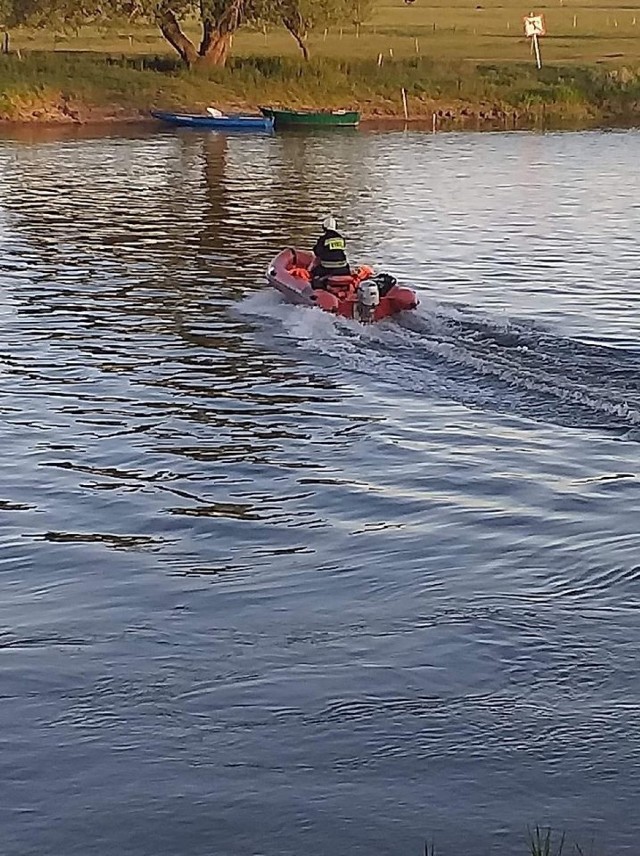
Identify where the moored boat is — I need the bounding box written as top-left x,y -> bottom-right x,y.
150,109 -> 274,132
259,107 -> 360,128
267,248 -> 418,323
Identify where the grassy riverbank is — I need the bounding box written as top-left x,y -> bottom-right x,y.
2,0 -> 640,128
1,51 -> 640,128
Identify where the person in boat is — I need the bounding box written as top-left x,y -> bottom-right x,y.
309,216 -> 351,284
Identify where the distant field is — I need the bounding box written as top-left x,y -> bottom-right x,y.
8,0 -> 640,66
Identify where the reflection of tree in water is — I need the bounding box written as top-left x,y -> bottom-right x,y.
0,130 -> 347,487
0,130 -> 370,545
1,126 -> 376,348
196,129 -> 376,277
0,131 -> 286,376
3,127 -> 375,297
265,131 -> 377,257
1,129 -> 209,327
198,131 -> 277,283
196,131 -> 256,287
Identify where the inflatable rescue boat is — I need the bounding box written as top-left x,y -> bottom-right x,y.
267,248 -> 418,323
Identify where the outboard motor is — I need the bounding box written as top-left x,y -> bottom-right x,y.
373,272 -> 397,297
355,278 -> 380,323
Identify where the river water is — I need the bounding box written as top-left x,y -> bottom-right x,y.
0,124 -> 639,856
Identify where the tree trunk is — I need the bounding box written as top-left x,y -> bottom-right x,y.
284,23 -> 310,61
155,0 -> 244,69
2,31 -> 9,55
196,31 -> 232,67
155,6 -> 199,66
197,0 -> 244,67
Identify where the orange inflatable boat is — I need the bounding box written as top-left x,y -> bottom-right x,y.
266,248 -> 418,323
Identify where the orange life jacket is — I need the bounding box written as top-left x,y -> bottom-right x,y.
290,267 -> 311,281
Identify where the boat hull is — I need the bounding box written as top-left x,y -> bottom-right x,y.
151,110 -> 274,132
267,248 -> 418,323
259,107 -> 360,128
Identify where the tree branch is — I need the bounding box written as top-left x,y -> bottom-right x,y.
155,3 -> 198,65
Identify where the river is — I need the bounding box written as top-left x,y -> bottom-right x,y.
0,124 -> 639,856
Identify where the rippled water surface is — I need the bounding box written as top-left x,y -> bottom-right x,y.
1,125 -> 639,856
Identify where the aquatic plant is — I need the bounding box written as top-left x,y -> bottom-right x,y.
528,826 -> 566,856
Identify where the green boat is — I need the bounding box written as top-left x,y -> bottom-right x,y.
259,107 -> 360,128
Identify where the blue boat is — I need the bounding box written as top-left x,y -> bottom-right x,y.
150,109 -> 274,132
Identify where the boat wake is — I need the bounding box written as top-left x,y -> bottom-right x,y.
238,290 -> 640,436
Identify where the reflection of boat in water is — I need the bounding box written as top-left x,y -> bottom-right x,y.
267,248 -> 418,324
150,109 -> 274,132
260,107 -> 360,128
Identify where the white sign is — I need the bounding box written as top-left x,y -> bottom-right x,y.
523,14 -> 545,37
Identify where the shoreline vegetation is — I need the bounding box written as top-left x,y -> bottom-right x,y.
1,9 -> 640,130
1,51 -> 639,131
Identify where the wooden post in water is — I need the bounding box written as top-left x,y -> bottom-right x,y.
415,37 -> 420,53
377,52 -> 383,67
2,31 -> 9,54
432,112 -> 437,133
401,88 -> 409,121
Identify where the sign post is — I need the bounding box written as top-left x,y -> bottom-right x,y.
523,13 -> 545,68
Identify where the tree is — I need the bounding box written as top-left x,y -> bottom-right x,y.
268,0 -> 373,60
0,0 -> 11,25
0,0 -> 89,50
134,0 -> 373,66
153,0 -> 248,67
6,0 -> 102,30
2,0 -> 372,67
274,0 -> 314,60
1,0 -> 254,67
0,0 -> 12,52
351,0 -> 373,28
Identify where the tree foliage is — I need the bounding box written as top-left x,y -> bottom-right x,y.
268,0 -> 330,61
5,0 -> 104,29
115,0 -> 261,67
261,0 -> 374,60
351,0 -> 373,26
3,0 -> 373,66
0,0 -> 11,54
0,0 -> 12,26
154,0 -> 248,67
